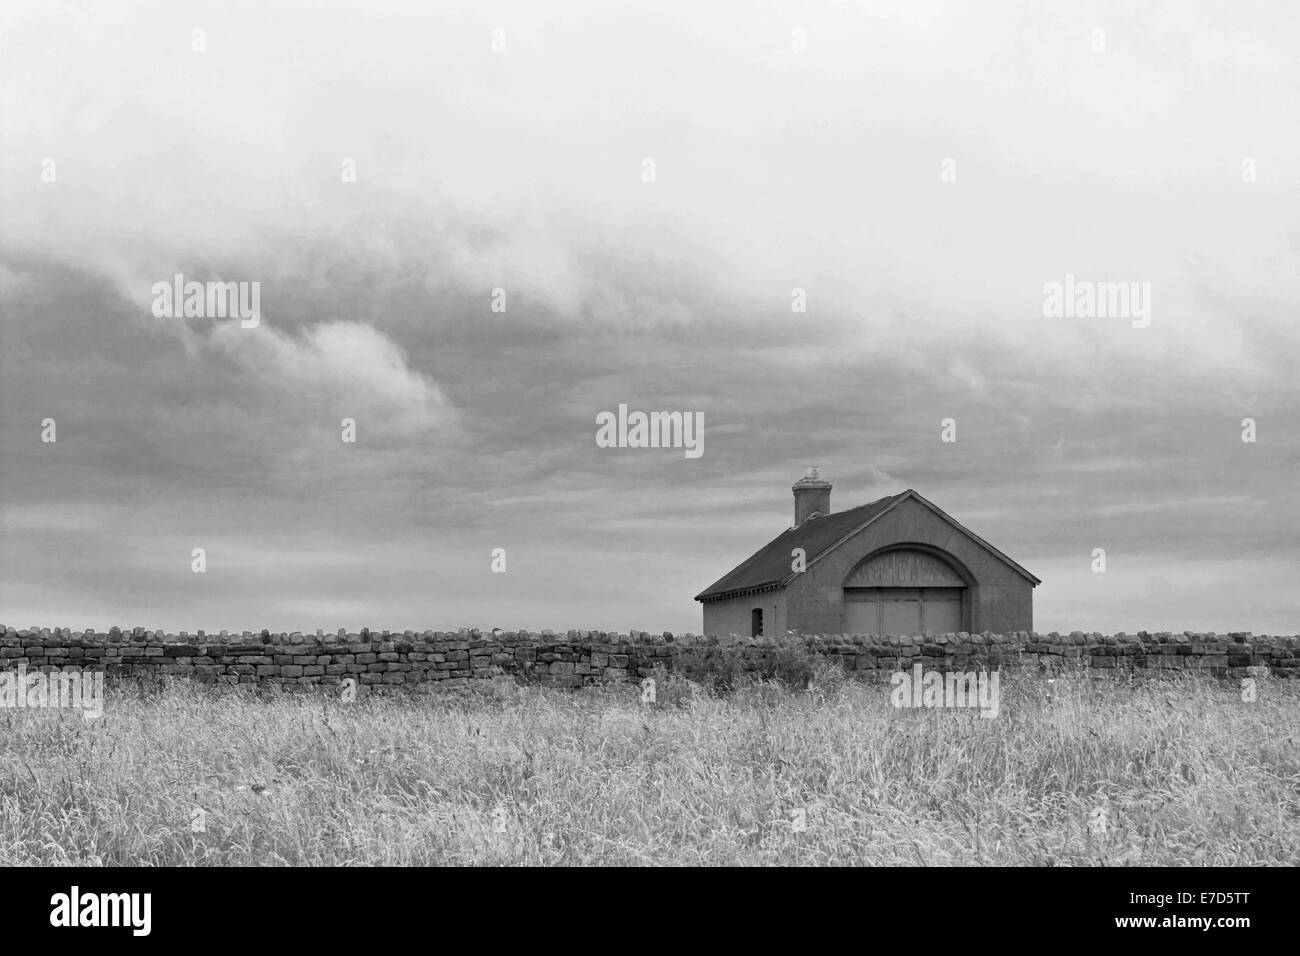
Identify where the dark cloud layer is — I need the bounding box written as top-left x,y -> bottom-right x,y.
2,1 -> 1298,634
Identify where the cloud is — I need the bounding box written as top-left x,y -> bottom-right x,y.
1,0 -> 1298,635
211,319 -> 457,437
0,262 -> 28,298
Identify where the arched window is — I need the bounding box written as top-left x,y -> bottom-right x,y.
751,608 -> 764,637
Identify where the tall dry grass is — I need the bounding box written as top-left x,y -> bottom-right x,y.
1,664 -> 1296,865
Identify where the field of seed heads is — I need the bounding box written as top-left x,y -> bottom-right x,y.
1,665 -> 1297,865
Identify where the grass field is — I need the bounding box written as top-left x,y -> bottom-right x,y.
1,665 -> 1297,865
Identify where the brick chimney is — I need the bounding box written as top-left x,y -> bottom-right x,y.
792,467 -> 831,526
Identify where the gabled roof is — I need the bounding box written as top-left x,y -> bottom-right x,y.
694,493 -> 903,601
694,489 -> 1040,602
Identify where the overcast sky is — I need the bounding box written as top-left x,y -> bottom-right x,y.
1,0 -> 1298,636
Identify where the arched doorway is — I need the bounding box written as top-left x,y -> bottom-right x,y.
842,547 -> 970,635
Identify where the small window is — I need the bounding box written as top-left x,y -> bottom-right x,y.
751,608 -> 764,637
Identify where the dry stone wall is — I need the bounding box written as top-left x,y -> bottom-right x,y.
2,626 -> 1298,690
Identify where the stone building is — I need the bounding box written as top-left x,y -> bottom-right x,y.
695,469 -> 1039,637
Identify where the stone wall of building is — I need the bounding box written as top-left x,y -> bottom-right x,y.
2,626 -> 1297,691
